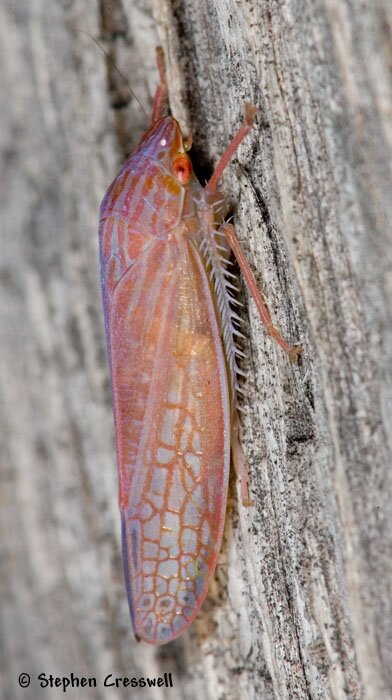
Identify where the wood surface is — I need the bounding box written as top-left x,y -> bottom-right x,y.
1,1 -> 391,698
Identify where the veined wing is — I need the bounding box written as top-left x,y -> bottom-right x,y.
108,235 -> 231,644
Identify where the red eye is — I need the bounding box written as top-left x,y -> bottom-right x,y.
172,154 -> 192,184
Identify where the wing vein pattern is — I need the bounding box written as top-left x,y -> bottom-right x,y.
106,235 -> 230,644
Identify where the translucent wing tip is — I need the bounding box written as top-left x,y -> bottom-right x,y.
121,512 -> 137,632
121,511 -> 214,645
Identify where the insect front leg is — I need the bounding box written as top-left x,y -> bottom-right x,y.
205,103 -> 257,195
150,47 -> 169,124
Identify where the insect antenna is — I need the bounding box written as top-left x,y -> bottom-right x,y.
79,30 -> 149,121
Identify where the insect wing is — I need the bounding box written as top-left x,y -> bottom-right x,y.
105,235 -> 230,644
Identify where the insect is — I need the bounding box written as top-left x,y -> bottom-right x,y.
99,48 -> 302,645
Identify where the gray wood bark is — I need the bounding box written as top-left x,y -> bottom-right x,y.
1,1 -> 391,699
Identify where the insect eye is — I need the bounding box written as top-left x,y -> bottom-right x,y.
172,154 -> 192,184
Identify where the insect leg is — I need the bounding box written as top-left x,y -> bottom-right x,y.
205,103 -> 257,194
221,223 -> 302,362
151,47 -> 169,124
231,411 -> 254,507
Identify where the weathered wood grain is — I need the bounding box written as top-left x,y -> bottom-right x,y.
1,1 -> 391,699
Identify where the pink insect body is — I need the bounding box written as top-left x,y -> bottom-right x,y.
99,49 -> 301,645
